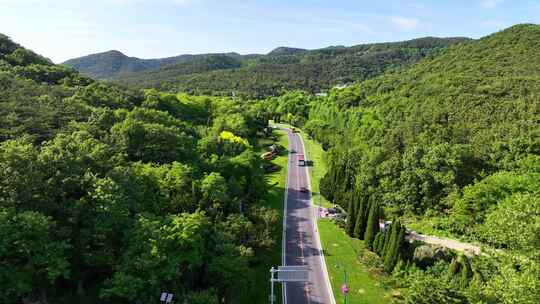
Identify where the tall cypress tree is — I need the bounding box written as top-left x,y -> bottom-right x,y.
383,220 -> 399,262
384,222 -> 406,273
363,201 -> 379,249
377,231 -> 386,255
353,193 -> 367,238
373,232 -> 383,255
345,192 -> 356,236
459,255 -> 472,288
381,219 -> 395,257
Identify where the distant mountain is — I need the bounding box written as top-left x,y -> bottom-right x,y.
267,47 -> 308,56
62,50 -> 246,79
116,37 -> 471,98
65,36 -> 471,98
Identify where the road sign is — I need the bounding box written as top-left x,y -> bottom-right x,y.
160,292 -> 174,303
277,265 -> 309,282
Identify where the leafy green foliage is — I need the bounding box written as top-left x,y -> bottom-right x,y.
0,34 -> 278,304
0,208 -> 70,304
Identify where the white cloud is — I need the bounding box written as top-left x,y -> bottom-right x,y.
391,17 -> 419,31
480,0 -> 504,8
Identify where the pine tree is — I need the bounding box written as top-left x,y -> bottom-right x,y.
345,192 -> 356,236
373,232 -> 383,255
381,219 -> 395,257
448,257 -> 461,276
459,255 -> 472,288
363,201 -> 379,249
376,232 -> 386,255
384,221 -> 406,273
353,194 -> 367,238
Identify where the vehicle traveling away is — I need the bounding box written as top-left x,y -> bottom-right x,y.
297,154 -> 305,166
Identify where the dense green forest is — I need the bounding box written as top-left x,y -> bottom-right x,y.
269,24 -> 540,303
1,33 -> 278,304
3,20 -> 540,304
65,37 -> 469,98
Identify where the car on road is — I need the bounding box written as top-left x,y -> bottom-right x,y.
290,148 -> 296,153
327,207 -> 341,214
300,187 -> 309,193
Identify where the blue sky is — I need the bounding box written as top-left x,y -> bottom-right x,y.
0,0 -> 539,63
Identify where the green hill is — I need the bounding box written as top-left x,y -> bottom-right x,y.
62,50 -> 247,79
273,23 -> 540,252
116,37 -> 469,98
64,37 -> 469,98
270,22 -> 540,304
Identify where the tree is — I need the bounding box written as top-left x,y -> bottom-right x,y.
112,118 -> 194,163
353,194 -> 368,239
0,208 -> 70,304
101,212 -> 210,304
373,232 -> 384,255
384,220 -> 405,273
405,272 -> 468,304
381,220 -> 395,257
458,255 -> 472,288
200,172 -> 231,212
364,202 -> 380,249
345,192 -> 356,236
480,192 -> 540,257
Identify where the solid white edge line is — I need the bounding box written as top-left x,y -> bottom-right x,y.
281,127 -> 290,304
298,131 -> 337,304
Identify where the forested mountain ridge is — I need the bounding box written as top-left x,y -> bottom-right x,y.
115,36 -> 470,98
62,50 -> 248,79
65,36 -> 470,98
1,33 -> 278,304
269,23 -> 540,303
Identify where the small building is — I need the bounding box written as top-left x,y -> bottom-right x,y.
297,154 -> 305,166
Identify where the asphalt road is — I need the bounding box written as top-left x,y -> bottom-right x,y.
282,129 -> 334,304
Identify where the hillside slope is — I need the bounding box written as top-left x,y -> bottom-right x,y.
269,22 -> 540,304
115,37 -> 469,98
63,50 -> 247,79
275,23 -> 539,251
64,37 -> 469,97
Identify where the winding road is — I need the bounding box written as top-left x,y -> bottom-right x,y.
281,128 -> 335,304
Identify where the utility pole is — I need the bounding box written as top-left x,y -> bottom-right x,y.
269,267 -> 276,304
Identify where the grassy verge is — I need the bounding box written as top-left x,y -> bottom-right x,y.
319,220 -> 391,304
237,129 -> 288,304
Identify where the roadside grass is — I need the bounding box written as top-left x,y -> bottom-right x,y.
319,220 -> 391,304
236,128 -> 288,304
